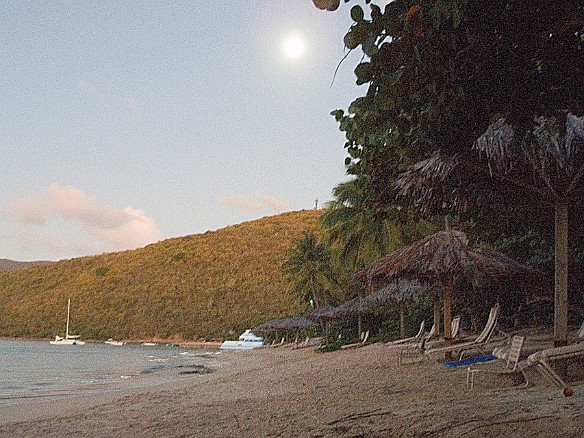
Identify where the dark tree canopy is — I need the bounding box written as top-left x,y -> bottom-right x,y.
317,0 -> 584,344
331,0 -> 583,210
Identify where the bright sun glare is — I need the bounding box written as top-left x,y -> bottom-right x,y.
283,35 -> 305,59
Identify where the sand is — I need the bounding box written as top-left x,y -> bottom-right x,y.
0,343 -> 582,437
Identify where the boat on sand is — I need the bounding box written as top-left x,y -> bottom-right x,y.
219,330 -> 264,351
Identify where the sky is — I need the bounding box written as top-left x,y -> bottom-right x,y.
1,0 -> 369,261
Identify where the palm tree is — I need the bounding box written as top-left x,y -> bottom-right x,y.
321,177 -> 402,334
283,232 -> 338,309
322,177 -> 399,272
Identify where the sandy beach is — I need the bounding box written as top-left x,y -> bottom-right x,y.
0,341 -> 582,437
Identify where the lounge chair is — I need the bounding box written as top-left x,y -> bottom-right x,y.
293,336 -> 310,349
423,316 -> 461,349
398,316 -> 461,365
387,320 -> 425,345
466,335 -> 528,389
426,303 -> 500,361
341,330 -> 370,350
269,337 -> 285,348
295,336 -> 322,349
526,320 -> 584,396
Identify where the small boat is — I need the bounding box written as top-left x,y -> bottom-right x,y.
104,338 -> 125,346
219,330 -> 264,351
50,299 -> 86,345
142,342 -> 157,346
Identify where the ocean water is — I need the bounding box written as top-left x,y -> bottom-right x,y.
0,340 -> 223,405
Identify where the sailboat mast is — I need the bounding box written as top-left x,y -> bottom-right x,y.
66,298 -> 70,338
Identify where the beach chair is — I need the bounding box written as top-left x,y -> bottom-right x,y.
269,337 -> 285,348
450,315 -> 461,339
296,336 -> 322,349
425,303 -> 500,361
423,316 -> 461,349
293,336 -> 310,349
466,335 -> 528,389
398,316 -> 461,365
340,330 -> 370,350
387,320 -> 425,345
526,320 -> 584,396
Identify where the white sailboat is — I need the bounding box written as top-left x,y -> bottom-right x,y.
50,298 -> 86,345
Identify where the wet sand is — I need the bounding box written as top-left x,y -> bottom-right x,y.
0,343 -> 582,437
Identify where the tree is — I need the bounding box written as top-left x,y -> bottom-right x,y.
322,176 -> 400,271
283,232 -> 339,309
316,0 -> 584,345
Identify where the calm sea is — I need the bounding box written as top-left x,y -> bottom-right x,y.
0,340 -> 223,405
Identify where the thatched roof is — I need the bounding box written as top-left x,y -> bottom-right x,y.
307,304 -> 336,321
362,279 -> 438,308
355,229 -> 537,288
254,316 -> 317,333
313,297 -> 372,321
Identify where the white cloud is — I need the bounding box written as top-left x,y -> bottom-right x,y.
220,193 -> 293,213
7,183 -> 164,255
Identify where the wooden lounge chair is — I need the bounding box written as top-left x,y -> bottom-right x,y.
387,320 -> 425,345
466,335 -> 528,389
526,320 -> 584,396
341,330 -> 370,350
426,303 -> 500,361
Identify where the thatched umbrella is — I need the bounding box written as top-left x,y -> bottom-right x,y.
356,228 -> 537,346
308,298 -> 372,342
307,304 -> 336,321
362,279 -> 437,306
314,297 -> 367,321
362,279 -> 438,337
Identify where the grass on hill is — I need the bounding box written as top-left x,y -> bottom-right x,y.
0,210 -> 323,341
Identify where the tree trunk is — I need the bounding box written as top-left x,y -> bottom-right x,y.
433,299 -> 441,337
554,200 -> 569,347
399,303 -> 405,338
443,283 -> 453,347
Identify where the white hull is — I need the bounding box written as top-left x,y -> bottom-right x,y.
50,336 -> 86,345
219,340 -> 263,350
104,339 -> 125,346
219,330 -> 264,351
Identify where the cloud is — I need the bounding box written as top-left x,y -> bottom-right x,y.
7,183 -> 164,255
220,193 -> 293,213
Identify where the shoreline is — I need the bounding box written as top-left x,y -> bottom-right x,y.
1,342 -> 582,437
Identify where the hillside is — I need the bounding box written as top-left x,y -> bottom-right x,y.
0,259 -> 51,271
0,210 -> 323,341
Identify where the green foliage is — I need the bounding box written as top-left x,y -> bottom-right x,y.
0,210 -> 323,341
95,267 -> 109,277
283,231 -> 340,308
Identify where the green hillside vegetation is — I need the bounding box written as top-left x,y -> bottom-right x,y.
0,210 -> 322,341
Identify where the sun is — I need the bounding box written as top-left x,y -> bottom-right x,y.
282,35 -> 305,59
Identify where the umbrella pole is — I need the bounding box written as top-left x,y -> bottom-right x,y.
443,282 -> 453,349
433,299 -> 441,338
399,302 -> 405,338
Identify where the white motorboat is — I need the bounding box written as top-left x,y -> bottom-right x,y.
219,329 -> 264,351
104,338 -> 125,346
50,299 -> 86,345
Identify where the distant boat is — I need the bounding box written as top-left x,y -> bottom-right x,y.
142,342 -> 157,346
219,330 -> 264,351
50,299 -> 86,345
104,338 -> 125,346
